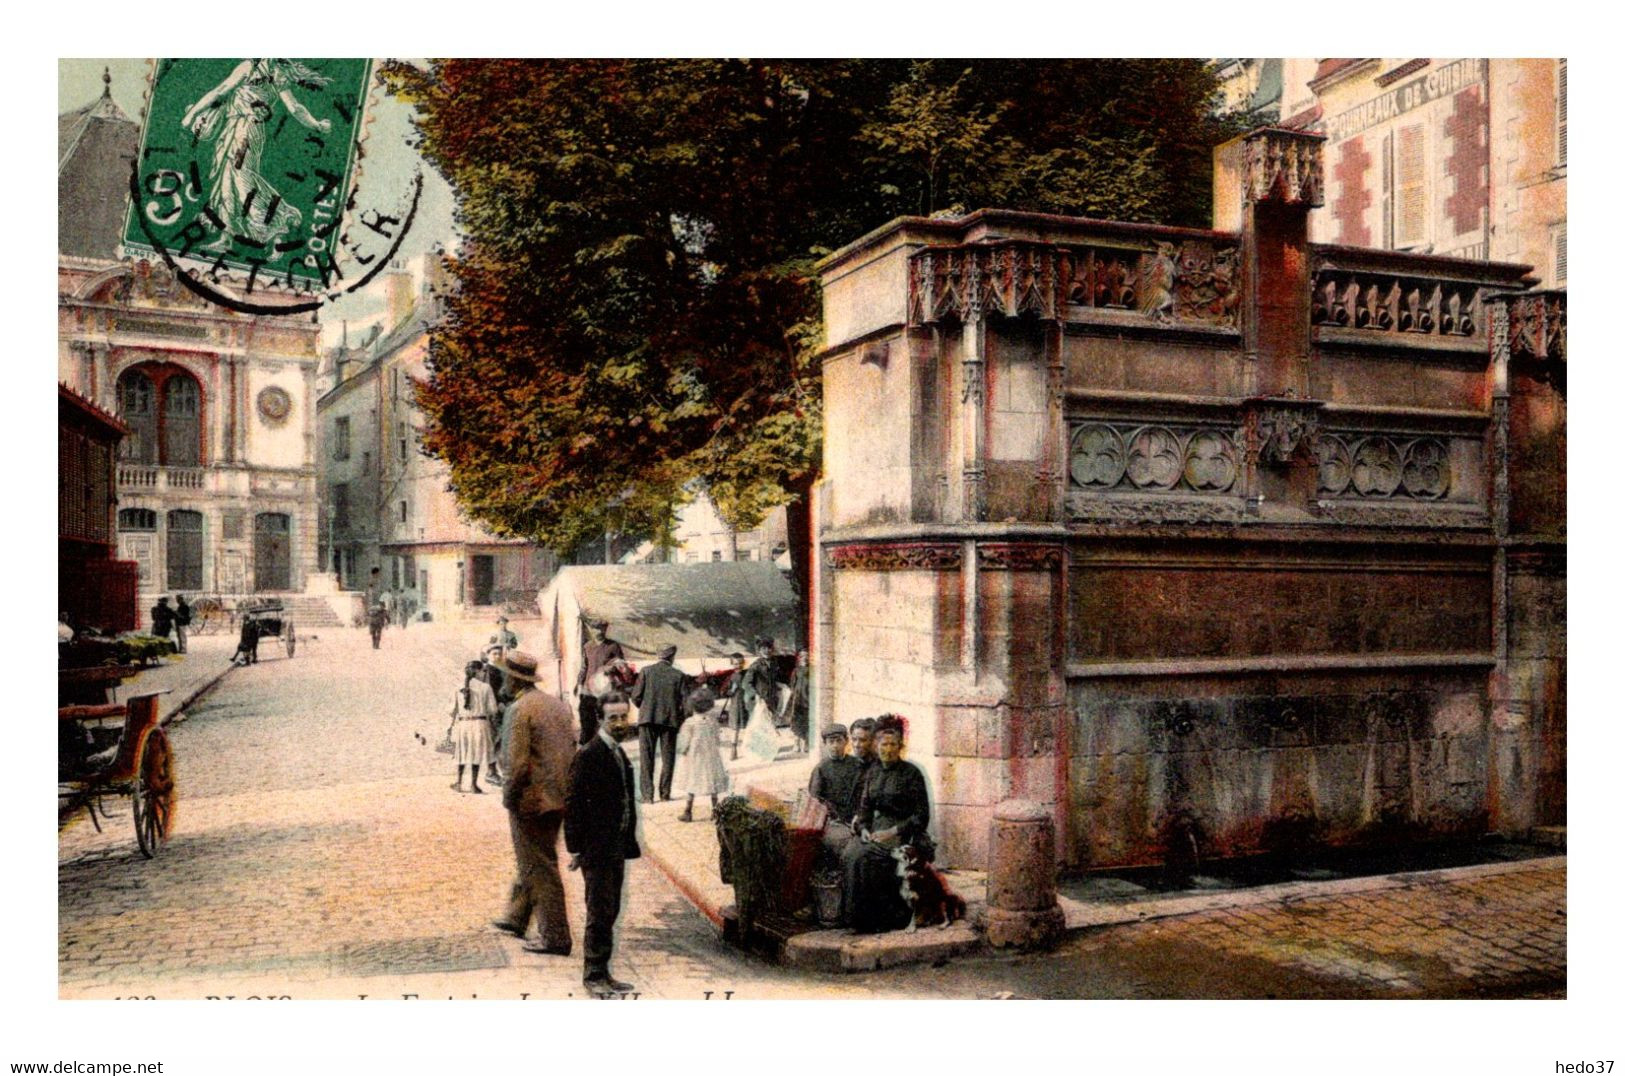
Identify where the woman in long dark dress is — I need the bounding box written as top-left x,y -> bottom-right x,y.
840,714 -> 930,933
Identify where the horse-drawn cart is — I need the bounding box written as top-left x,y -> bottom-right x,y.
58,664 -> 175,858
241,599 -> 296,659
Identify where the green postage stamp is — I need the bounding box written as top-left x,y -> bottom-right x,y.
123,59 -> 372,292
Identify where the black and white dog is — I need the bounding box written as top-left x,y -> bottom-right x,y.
892,843 -> 967,931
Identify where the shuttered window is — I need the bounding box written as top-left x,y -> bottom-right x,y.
1396,123 -> 1427,248
1556,59 -> 1567,168
1554,222 -> 1567,287
1381,132 -> 1395,249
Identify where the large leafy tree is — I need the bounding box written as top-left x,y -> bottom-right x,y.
382,59 -> 1244,625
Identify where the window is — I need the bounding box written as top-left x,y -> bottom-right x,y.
399,500 -> 407,523
332,416 -> 351,461
711,550 -> 723,562
332,483 -> 351,530
391,556 -> 401,590
118,507 -> 157,531
1394,123 -> 1426,249
162,376 -> 200,467
398,421 -> 408,462
117,371 -> 156,464
362,450 -> 372,475
1556,59 -> 1567,169
166,509 -> 204,591
1380,132 -> 1394,249
221,509 -> 245,540
1553,222 -> 1567,287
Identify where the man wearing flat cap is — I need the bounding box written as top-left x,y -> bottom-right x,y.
491,651 -> 578,955
810,724 -> 864,822
629,644 -> 689,803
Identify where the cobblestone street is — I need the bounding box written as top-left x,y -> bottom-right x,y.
58,621 -> 1565,1000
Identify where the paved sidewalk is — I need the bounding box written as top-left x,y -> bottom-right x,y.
636,755 -> 1566,990
102,633 -> 240,726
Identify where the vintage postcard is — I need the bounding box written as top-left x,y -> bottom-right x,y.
45,47 -> 1583,1073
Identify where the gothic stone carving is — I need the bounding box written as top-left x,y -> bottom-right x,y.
1243,128 -> 1325,207
1315,434 -> 1452,500
1502,291 -> 1566,395
977,543 -> 1063,571
1244,396 -> 1324,465
1069,422 -> 1241,494
1311,269 -> 1483,341
1065,493 -> 1245,525
908,239 -> 1241,330
827,542 -> 962,571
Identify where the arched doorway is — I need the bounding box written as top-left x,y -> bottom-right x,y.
254,513 -> 291,592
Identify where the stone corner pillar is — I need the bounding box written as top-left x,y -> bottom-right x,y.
982,798 -> 1066,951
1241,127 -> 1324,400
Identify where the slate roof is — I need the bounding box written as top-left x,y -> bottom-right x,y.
59,74 -> 138,262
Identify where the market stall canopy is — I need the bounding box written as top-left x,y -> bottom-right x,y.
536,563 -> 799,689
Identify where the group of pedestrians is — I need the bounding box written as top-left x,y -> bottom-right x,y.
431,618 -> 640,995
147,595 -> 192,653
440,617 -> 832,989
486,646 -> 643,995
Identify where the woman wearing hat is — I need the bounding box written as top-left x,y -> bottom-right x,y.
448,659 -> 498,793
672,686 -> 730,822
841,714 -> 931,933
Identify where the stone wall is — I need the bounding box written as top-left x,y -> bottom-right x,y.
1068,667 -> 1491,869
816,130 -> 1562,872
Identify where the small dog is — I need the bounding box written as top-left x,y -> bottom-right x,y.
892,844 -> 967,932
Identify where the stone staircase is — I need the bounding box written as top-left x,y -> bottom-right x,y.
266,595 -> 347,628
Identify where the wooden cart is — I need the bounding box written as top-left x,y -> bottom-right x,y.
242,599 -> 296,659
58,670 -> 175,858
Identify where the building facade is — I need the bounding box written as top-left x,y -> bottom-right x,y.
666,493 -> 789,565
317,261 -> 557,621
1215,58 -> 1566,289
815,128 -> 1564,872
59,79 -> 321,624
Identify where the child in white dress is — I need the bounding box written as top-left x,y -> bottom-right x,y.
674,686 -> 730,822
449,659 -> 497,793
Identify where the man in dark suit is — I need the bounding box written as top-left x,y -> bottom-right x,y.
629,644 -> 688,802
565,696 -> 640,995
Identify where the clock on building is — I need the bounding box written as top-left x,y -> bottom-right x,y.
257,386 -> 292,424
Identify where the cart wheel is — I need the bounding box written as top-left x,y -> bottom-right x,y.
132,728 -> 175,859
284,620 -> 296,658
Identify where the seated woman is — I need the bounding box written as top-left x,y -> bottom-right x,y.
839,714 -> 930,934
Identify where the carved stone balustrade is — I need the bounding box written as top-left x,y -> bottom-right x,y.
907,234 -> 1242,333
1309,248 -> 1530,351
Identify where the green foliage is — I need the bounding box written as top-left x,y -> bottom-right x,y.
382,59 -> 1243,554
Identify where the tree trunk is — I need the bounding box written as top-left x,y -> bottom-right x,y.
784,476 -> 815,651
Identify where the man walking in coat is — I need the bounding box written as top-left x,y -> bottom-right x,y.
575,618 -> 624,745
149,597 -> 175,642
565,696 -> 640,995
492,651 -> 577,956
629,644 -> 688,803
